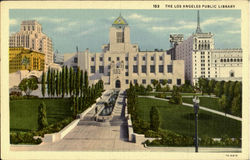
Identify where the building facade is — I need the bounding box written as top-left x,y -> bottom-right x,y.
172,11 -> 242,85
64,15 -> 185,90
9,47 -> 45,73
9,20 -> 53,69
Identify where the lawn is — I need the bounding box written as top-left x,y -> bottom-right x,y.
137,97 -> 241,138
146,92 -> 204,96
10,98 -> 72,132
182,97 -> 223,113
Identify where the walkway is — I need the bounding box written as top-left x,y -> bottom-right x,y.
139,96 -> 242,121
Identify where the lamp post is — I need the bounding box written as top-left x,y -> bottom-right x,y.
193,96 -> 200,153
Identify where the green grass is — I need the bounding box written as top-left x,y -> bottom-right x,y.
146,92 -> 203,96
182,97 -> 223,112
137,97 -> 241,138
10,98 -> 72,132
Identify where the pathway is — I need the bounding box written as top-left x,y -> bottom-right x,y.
139,96 -> 242,121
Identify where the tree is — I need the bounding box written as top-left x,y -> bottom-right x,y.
152,79 -> 158,88
161,79 -> 167,86
223,81 -> 231,97
231,95 -> 241,116
59,72 -> 62,96
84,70 -> 89,89
150,106 -> 160,132
51,70 -> 55,97
146,84 -> 153,92
155,83 -> 162,92
219,94 -> 227,115
208,79 -> 216,95
18,77 -> 38,96
214,81 -> 224,97
69,67 -> 74,96
80,70 -> 84,96
56,70 -> 60,97
47,67 -> 51,97
169,86 -> 182,104
61,66 -> 65,98
41,72 -> 46,98
38,101 -> 48,130
76,67 -> 80,96
65,66 -> 69,95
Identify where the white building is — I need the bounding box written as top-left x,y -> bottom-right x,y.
173,11 -> 242,85
64,15 -> 185,90
9,20 -> 53,70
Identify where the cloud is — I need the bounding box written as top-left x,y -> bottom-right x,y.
226,30 -> 241,34
201,17 -> 240,27
34,16 -> 67,23
79,28 -> 96,36
127,13 -> 167,23
151,21 -> 196,32
10,19 -> 18,26
54,26 -> 67,32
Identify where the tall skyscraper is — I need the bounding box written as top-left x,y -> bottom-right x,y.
9,20 -> 53,69
172,11 -> 242,85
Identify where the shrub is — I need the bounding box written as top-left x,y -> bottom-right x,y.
155,93 -> 167,99
150,106 -> 160,132
10,131 -> 42,144
145,130 -> 161,138
38,101 -> 48,130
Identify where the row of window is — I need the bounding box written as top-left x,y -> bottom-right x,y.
90,65 -> 173,74
90,56 -> 165,62
220,58 -> 242,62
125,79 -> 181,85
133,65 -> 173,73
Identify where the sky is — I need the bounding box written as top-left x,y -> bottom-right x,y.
9,9 -> 241,54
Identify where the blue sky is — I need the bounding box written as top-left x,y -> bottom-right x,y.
10,9 -> 241,54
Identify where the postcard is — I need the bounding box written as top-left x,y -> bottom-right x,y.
1,1 -> 249,160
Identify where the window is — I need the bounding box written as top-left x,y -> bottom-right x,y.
99,57 -> 103,61
143,56 -> 146,61
230,72 -> 234,77
125,57 -> 128,61
159,65 -> 164,73
159,79 -> 164,84
108,65 -> 111,69
125,65 -> 128,69
133,65 -> 138,73
151,79 -> 155,84
32,26 -> 35,31
107,72 -> 110,76
168,79 -> 172,84
116,32 -> 124,43
159,56 -> 163,60
134,79 -> 137,84
108,57 -> 111,61
167,65 -> 173,73
91,57 -> 95,61
126,80 -> 129,84
150,65 -> 155,73
134,56 -> 137,61
74,57 -> 78,63
177,79 -> 182,85
117,57 -> 120,61
91,66 -> 95,73
141,65 -> 146,73
99,66 -> 104,73
142,79 -> 146,84
125,72 -> 129,76
151,56 -> 154,61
